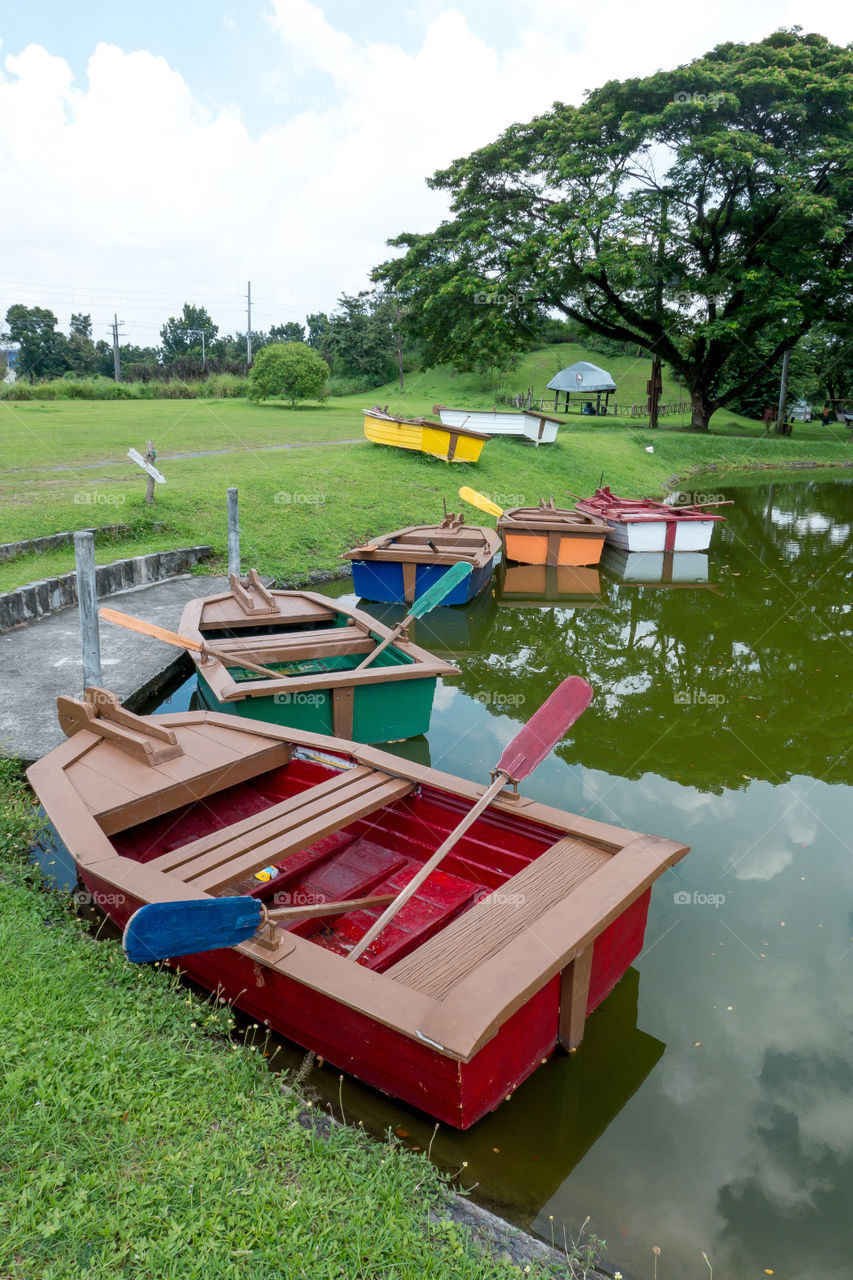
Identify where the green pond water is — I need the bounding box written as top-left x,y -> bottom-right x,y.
142,476 -> 853,1278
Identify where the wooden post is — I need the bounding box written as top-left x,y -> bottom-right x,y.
74,530 -> 102,691
144,440 -> 156,505
227,487 -> 240,579
558,947 -> 593,1051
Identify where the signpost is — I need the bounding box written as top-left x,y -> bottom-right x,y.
128,442 -> 165,504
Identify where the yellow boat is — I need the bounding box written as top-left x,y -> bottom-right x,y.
362,408 -> 490,463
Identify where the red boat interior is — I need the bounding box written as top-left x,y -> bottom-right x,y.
110,754 -> 563,972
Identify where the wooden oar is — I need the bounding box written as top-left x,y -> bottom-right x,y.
123,892 -> 398,963
354,561 -> 472,671
347,675 -> 593,963
459,486 -> 503,519
99,607 -> 282,681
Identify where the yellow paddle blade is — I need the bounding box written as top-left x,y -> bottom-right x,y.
99,607 -> 203,653
458,486 -> 503,518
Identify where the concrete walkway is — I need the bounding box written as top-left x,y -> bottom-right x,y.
0,574 -> 230,763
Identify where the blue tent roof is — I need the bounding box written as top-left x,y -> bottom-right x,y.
547,361 -> 616,393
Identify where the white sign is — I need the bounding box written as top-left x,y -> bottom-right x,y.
127,447 -> 166,484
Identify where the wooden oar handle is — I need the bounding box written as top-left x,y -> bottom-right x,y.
263,892 -> 397,923
347,772 -> 509,962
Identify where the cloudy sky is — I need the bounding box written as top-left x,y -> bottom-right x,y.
1,0 -> 850,347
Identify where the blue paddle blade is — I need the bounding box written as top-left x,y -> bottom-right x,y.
123,897 -> 264,963
410,562 -> 472,617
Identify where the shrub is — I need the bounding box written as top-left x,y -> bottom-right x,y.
248,343 -> 329,405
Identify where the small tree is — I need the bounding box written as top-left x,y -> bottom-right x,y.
248,342 -> 329,405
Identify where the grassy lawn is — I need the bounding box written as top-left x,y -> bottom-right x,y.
1,343 -> 849,592
0,762 -> 549,1280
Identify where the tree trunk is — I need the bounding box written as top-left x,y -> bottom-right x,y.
688,386 -> 713,431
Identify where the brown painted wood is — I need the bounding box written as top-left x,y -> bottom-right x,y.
389,835 -> 610,996
57,697 -> 183,766
418,834 -> 689,1059
402,562 -> 417,604
228,569 -> 278,615
558,947 -> 593,1051
446,431 -> 459,462
332,685 -> 355,738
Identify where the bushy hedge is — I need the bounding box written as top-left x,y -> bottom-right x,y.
0,374 -> 250,401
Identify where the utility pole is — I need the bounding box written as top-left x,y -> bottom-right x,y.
246,281 -> 253,367
184,329 -> 211,368
775,348 -> 791,434
394,297 -> 404,392
111,314 -> 124,382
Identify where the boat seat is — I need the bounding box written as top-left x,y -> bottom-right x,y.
387,835 -> 611,998
146,765 -> 414,895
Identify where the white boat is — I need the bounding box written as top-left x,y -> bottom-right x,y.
434,405 -> 561,445
575,488 -> 724,553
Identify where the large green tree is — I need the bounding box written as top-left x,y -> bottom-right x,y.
376,30 -> 853,429
3,305 -> 68,381
247,342 -> 329,405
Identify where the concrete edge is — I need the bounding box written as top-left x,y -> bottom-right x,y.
0,546 -> 214,633
0,523 -> 135,562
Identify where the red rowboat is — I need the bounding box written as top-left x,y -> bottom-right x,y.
28,690 -> 689,1129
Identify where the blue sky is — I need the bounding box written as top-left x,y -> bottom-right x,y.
1,0 -> 850,346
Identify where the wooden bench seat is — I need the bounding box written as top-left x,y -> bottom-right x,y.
387,834 -> 611,998
147,765 -> 414,894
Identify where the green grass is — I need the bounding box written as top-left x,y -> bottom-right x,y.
0,761 -> 550,1280
1,343 -> 849,592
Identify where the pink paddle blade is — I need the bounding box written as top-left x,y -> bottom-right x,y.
497,676 -> 593,781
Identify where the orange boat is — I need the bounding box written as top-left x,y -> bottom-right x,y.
497,500 -> 610,566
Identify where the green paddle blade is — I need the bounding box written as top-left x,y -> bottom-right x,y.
410,562 -> 473,617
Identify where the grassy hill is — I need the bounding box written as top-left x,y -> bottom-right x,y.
334,342 -> 690,421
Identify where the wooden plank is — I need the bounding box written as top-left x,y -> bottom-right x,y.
150,766 -> 376,873
98,744 -> 292,836
402,562 -> 417,605
416,834 -> 689,1060
189,775 -> 415,894
558,947 -> 592,1050
388,836 -> 609,996
332,685 -> 355,738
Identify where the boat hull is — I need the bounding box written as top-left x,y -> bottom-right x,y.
28,708 -> 689,1129
599,518 -> 717,553
350,557 -> 494,606
76,862 -> 651,1129
437,407 -> 559,445
363,412 -> 487,463
196,669 -> 439,743
502,529 -> 607,566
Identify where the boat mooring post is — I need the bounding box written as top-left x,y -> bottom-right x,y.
227,487 -> 240,578
74,529 -> 102,690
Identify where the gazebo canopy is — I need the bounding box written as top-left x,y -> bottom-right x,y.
547,361 -> 617,394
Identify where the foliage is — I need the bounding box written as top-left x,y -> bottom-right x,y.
801,322 -> 853,414
3,305 -> 68,381
377,31 -> 853,430
247,341 -> 329,405
159,302 -> 219,365
269,321 -> 306,344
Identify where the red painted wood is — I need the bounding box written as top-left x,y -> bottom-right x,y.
80,863 -> 646,1128
586,888 -> 651,1013
497,676 -> 592,780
